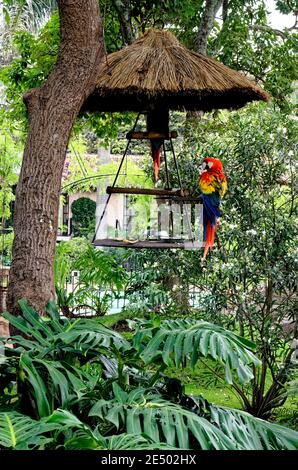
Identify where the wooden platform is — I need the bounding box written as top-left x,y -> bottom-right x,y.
106,186 -> 201,201
107,186 -> 185,197
126,131 -> 178,140
93,238 -> 197,249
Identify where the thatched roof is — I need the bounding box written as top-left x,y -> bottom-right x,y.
83,29 -> 269,113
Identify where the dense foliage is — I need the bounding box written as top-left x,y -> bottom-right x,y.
71,197 -> 96,238
120,103 -> 298,419
0,300 -> 297,450
0,0 -> 297,449
54,241 -> 127,317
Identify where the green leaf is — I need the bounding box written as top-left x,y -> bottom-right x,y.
208,405 -> 298,450
20,353 -> 51,417
46,300 -> 62,323
89,389 -> 235,450
0,412 -> 57,449
45,409 -> 84,428
34,359 -> 70,407
112,382 -> 128,403
135,319 -> 260,384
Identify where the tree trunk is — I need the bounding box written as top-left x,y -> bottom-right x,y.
112,0 -> 135,45
222,0 -> 229,24
187,0 -> 222,121
196,0 -> 222,55
7,0 -> 104,314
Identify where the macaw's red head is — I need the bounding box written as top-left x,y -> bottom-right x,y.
202,157 -> 224,174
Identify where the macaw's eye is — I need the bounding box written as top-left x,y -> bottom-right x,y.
208,161 -> 213,168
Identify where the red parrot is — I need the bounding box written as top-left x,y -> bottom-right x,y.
147,109 -> 168,182
151,140 -> 162,181
199,157 -> 227,259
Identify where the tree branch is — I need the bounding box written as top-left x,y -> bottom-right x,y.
250,24 -> 286,39
285,0 -> 298,15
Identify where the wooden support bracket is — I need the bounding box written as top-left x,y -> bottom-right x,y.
126,131 -> 178,140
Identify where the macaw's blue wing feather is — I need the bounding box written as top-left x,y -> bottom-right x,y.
202,193 -> 221,227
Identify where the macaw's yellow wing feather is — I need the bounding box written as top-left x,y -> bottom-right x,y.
218,177 -> 227,198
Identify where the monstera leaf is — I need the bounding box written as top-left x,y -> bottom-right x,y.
46,409 -> 175,450
134,318 -> 260,384
209,405 -> 298,450
89,384 -> 235,450
0,412 -> 57,450
89,385 -> 298,450
190,396 -> 298,450
3,299 -> 129,354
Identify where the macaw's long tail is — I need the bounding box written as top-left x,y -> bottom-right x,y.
152,147 -> 161,181
151,140 -> 163,181
203,220 -> 217,259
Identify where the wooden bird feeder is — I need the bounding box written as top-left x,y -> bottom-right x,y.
82,29 -> 268,249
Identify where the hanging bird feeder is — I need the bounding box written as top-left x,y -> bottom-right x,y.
81,29 -> 269,249
93,120 -> 203,249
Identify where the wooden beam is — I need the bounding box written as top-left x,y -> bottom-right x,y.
126,131 -> 178,140
106,186 -> 187,197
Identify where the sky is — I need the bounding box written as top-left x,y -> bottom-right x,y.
265,0 -> 296,29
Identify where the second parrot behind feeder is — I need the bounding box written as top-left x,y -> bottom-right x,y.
147,109 -> 169,181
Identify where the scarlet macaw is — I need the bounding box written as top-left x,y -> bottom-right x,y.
199,157 -> 227,259
151,141 -> 162,181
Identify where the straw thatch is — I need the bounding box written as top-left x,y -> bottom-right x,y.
83,29 -> 269,113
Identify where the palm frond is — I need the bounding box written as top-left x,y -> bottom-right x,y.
4,0 -> 57,34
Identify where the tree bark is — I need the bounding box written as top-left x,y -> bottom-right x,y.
222,0 -> 229,24
196,0 -> 222,55
187,0 -> 222,121
112,0 -> 135,45
7,0 -> 104,314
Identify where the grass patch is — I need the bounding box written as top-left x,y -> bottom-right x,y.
166,359 -> 298,428
273,397 -> 298,431
166,360 -> 243,409
96,310 -> 137,328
